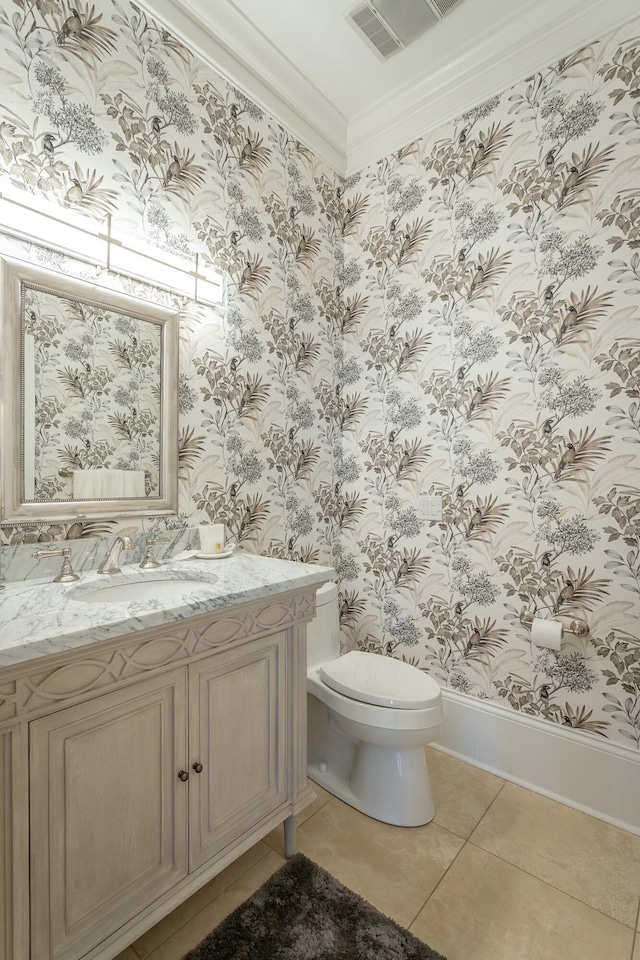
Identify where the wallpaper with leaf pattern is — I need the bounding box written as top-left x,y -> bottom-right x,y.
338,23 -> 640,750
0,0 -> 342,564
0,0 -> 638,750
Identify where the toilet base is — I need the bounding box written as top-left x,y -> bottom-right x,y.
308,742 -> 435,827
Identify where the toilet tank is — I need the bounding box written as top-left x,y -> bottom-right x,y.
307,581 -> 340,669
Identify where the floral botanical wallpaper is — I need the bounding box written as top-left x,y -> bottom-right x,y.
0,0 -> 342,564
0,0 -> 638,753
338,22 -> 640,750
25,285 -> 162,498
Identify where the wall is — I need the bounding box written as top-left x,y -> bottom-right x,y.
339,20 -> 640,752
0,0 -> 638,759
0,0 -> 341,567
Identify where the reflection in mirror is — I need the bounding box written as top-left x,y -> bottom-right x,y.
1,256 -> 178,523
24,286 -> 161,501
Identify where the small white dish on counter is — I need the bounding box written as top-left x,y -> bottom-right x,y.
195,545 -> 236,560
174,545 -> 237,561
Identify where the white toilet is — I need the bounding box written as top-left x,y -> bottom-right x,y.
307,582 -> 444,827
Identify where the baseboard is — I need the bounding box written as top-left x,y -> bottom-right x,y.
432,689 -> 640,836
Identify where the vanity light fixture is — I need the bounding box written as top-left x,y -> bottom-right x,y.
0,183 -> 107,265
105,221 -> 224,307
193,255 -> 226,308
106,220 -> 194,298
0,184 -> 223,306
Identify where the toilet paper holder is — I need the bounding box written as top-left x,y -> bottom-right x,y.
519,612 -> 589,638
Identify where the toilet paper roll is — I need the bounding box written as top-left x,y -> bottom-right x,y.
530,617 -> 562,651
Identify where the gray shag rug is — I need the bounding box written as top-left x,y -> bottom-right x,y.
182,853 -> 445,959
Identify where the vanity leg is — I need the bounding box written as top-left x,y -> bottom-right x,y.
284,815 -> 297,858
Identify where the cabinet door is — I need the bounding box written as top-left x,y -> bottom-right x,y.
1,724 -> 29,960
189,632 -> 287,870
30,669 -> 188,960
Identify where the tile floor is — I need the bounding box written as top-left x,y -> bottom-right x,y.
115,747 -> 640,960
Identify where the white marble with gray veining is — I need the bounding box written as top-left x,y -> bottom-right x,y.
0,526 -> 196,583
0,551 -> 334,667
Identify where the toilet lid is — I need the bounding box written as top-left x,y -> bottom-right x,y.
318,651 -> 441,709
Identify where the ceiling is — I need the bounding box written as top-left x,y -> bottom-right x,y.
227,0 -> 530,120
147,0 -> 639,173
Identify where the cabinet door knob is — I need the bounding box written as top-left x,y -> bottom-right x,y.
177,770 -> 189,782
192,762 -> 203,774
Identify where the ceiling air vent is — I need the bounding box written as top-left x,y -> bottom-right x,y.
347,0 -> 464,60
347,3 -> 404,61
427,0 -> 462,15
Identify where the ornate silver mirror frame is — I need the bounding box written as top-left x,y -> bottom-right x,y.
0,256 -> 178,524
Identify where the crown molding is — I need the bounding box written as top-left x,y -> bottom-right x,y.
345,0 -> 640,173
139,0 -> 639,177
137,0 -> 349,174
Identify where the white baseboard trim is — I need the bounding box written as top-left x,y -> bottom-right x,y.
432,689 -> 640,836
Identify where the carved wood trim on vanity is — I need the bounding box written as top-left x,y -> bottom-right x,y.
0,581 -> 323,960
1,722 -> 29,960
0,587 -> 316,723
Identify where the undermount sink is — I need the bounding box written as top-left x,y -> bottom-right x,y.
70,575 -> 217,604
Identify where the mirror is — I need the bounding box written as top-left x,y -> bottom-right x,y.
0,257 -> 178,523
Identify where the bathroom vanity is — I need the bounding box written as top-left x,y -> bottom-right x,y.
0,552 -> 332,960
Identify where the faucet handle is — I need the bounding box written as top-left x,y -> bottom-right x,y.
32,546 -> 80,583
140,537 -> 169,570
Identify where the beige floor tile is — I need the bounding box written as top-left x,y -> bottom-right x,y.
295,796 -> 464,928
112,950 -> 139,960
133,841 -> 271,958
634,936 -> 640,960
426,747 -> 505,839
470,782 -> 640,927
411,843 -> 634,960
262,782 -> 333,855
302,781 -> 334,818
146,849 -> 286,960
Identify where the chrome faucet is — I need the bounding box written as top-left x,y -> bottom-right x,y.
98,536 -> 135,575
32,547 -> 80,583
140,537 -> 169,569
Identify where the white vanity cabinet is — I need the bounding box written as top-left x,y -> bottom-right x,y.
30,669 -> 189,960
0,584 -> 319,960
188,632 -> 287,871
1,723 -> 29,960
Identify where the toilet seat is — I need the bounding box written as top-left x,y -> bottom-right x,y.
318,650 -> 441,710
308,667 -> 443,731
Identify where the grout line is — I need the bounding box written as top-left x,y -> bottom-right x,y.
465,778 -> 507,842
466,837 -> 638,932
406,780 -> 509,928
298,791 -> 333,829
407,838 -> 467,929
137,843 -> 272,958
264,793 -> 335,853
630,898 -> 639,959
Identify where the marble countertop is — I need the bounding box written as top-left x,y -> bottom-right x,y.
0,551 -> 334,668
